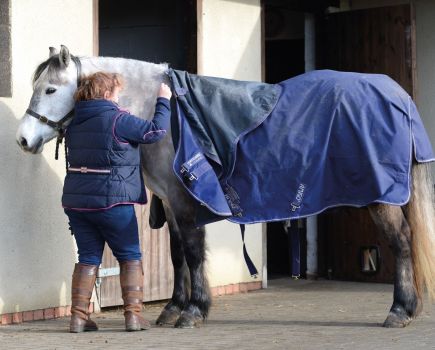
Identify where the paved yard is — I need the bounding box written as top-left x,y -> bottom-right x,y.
1,278 -> 435,349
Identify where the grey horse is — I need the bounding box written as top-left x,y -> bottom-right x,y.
16,45 -> 435,328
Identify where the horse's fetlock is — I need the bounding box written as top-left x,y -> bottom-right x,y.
173,289 -> 189,302
184,304 -> 202,316
165,302 -> 182,312
189,293 -> 211,313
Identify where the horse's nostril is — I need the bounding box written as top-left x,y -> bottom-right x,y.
20,137 -> 28,147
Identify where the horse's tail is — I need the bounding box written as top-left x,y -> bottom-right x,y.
407,162 -> 435,300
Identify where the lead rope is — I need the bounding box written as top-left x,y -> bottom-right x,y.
55,132 -> 69,174
54,134 -> 62,160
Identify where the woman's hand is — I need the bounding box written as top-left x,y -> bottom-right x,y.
158,83 -> 172,100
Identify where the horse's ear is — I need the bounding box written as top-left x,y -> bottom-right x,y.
49,47 -> 58,57
59,45 -> 71,68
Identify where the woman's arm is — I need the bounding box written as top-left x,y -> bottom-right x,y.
114,83 -> 172,144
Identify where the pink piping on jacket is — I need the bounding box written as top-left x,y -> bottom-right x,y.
117,106 -> 130,113
63,201 -> 146,211
112,113 -> 129,145
143,129 -> 166,142
68,167 -> 111,174
113,112 -> 167,144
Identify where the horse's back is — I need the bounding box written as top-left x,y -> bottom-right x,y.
279,69 -> 410,113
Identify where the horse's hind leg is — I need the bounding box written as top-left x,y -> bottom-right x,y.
156,205 -> 190,325
368,203 -> 421,327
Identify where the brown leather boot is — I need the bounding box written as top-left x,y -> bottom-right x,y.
69,263 -> 99,333
120,260 -> 151,331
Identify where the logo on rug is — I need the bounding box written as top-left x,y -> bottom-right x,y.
290,184 -> 306,212
180,153 -> 211,182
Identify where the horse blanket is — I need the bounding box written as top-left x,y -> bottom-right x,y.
168,69 -> 435,226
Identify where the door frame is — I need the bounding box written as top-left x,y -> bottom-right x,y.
93,0 -> 99,56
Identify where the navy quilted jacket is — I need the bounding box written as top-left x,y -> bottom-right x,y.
62,97 -> 170,210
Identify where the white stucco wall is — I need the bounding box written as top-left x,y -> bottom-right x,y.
0,0 -> 94,314
197,0 -> 264,286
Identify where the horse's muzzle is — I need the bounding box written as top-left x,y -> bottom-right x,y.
17,136 -> 43,154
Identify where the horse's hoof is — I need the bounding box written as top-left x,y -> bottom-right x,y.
156,307 -> 181,326
383,312 -> 412,328
174,312 -> 203,329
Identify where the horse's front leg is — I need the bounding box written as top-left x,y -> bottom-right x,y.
175,222 -> 210,328
156,204 -> 190,325
157,182 -> 211,328
164,186 -> 210,328
368,204 -> 421,328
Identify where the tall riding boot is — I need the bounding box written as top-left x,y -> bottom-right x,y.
69,263 -> 99,333
120,260 -> 151,331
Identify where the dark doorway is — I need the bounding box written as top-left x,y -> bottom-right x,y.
99,0 -> 196,72
264,3 -> 307,278
267,221 -> 307,278
264,5 -> 305,83
266,39 -> 304,83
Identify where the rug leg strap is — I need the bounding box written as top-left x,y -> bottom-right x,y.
289,220 -> 301,279
240,224 -> 258,277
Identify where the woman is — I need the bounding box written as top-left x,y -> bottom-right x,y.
62,72 -> 171,332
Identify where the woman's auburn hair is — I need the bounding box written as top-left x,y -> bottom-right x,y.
74,72 -> 124,101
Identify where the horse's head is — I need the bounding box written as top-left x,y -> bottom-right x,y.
16,45 -> 80,154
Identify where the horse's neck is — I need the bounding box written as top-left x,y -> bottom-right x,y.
80,56 -> 168,119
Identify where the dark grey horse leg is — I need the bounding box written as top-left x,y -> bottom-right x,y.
156,184 -> 211,328
156,205 -> 190,325
368,203 -> 421,327
157,183 -> 211,328
174,221 -> 210,328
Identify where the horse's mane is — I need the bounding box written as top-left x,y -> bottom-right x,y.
32,56 -> 63,87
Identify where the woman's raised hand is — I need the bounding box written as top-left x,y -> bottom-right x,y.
158,83 -> 172,100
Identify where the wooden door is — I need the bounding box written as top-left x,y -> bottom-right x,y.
96,192 -> 173,307
317,4 -> 416,283
320,4 -> 416,96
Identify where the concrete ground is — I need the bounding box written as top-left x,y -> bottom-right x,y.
1,278 -> 435,350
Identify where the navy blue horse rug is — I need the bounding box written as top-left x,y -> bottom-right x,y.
168,69 -> 434,226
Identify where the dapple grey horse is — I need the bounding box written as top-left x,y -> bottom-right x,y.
16,45 -> 435,328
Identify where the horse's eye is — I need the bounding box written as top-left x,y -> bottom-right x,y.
45,87 -> 56,95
